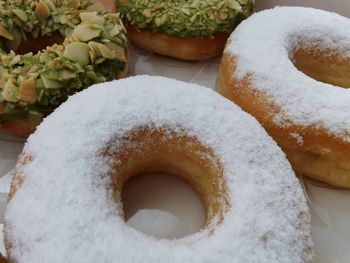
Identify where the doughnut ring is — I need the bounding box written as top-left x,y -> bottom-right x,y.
219,7 -> 350,188
116,0 -> 254,60
0,0 -> 128,137
5,76 -> 312,263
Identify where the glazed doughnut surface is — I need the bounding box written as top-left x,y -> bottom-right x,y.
5,76 -> 312,263
219,7 -> 350,188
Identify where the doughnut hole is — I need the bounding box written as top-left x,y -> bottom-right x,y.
292,47 -> 350,88
121,172 -> 206,239
105,126 -> 230,235
10,32 -> 64,55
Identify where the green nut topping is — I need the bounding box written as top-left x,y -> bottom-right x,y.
0,0 -> 128,123
116,0 -> 255,38
72,24 -> 101,42
0,24 -> 13,40
63,42 -> 90,66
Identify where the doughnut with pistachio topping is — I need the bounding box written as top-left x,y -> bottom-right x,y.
0,0 -> 128,137
116,0 -> 254,60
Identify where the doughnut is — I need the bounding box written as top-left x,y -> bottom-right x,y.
115,0 -> 254,60
4,76 -> 313,262
218,7 -> 350,188
0,0 -> 128,137
0,254 -> 7,263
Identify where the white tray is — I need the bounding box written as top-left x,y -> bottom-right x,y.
1,1 -> 350,261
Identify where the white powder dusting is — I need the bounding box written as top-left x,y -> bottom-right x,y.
5,76 -> 312,263
290,133 -> 304,145
226,6 -> 350,141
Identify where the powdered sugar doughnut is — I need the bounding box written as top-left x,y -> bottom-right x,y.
219,7 -> 350,188
5,76 -> 312,263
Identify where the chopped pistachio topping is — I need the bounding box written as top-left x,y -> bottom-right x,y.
0,0 -> 128,122
116,0 -> 255,38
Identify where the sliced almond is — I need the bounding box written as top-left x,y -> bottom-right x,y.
190,0 -> 201,8
0,24 -> 13,41
88,41 -> 101,56
19,78 -> 36,104
96,43 -> 115,59
59,70 -> 76,80
105,42 -> 126,61
109,25 -> 121,36
13,9 -> 28,22
2,80 -> 18,102
9,55 -> 21,67
63,42 -> 90,66
72,24 -> 101,42
35,1 -> 51,22
40,75 -> 63,89
227,0 -> 242,10
79,12 -> 105,25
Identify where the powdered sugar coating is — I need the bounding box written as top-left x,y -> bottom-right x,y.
5,76 -> 312,263
226,6 -> 350,140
